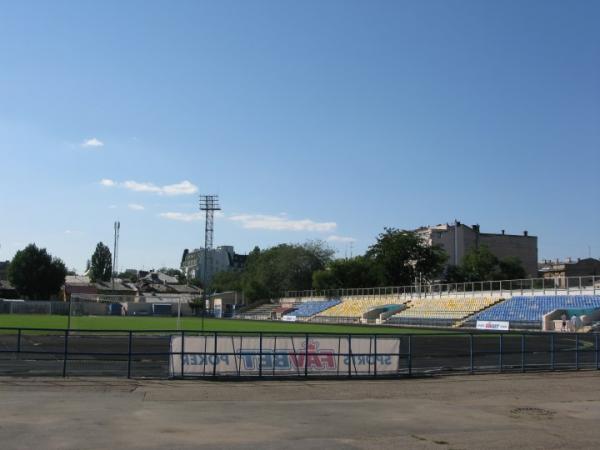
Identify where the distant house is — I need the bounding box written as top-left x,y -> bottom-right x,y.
538,258 -> 600,283
61,275 -> 138,302
136,271 -> 202,297
62,270 -> 203,306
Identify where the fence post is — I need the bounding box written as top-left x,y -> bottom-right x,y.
551,333 -> 555,371
499,333 -> 503,373
575,334 -> 579,370
594,334 -> 598,370
212,332 -> 218,377
373,335 -> 378,378
17,329 -> 21,354
469,334 -> 474,374
62,329 -> 69,378
348,334 -> 352,378
127,331 -> 133,379
521,334 -> 525,373
259,332 -> 263,377
408,335 -> 412,377
304,334 -> 309,377
180,330 -> 185,378
530,279 -> 534,296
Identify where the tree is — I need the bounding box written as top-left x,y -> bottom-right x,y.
444,264 -> 465,283
211,270 -> 243,293
240,242 -> 334,301
117,271 -> 138,283
498,256 -> 526,280
312,256 -> 379,290
366,228 -> 447,286
459,245 -> 499,281
89,242 -> 112,282
452,246 -> 527,282
8,244 -> 67,299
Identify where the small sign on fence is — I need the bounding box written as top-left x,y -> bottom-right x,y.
476,320 -> 509,331
281,315 -> 297,322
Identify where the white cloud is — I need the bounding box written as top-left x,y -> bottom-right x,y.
229,214 -> 337,232
108,205 -> 117,209
159,210 -> 224,222
100,178 -> 116,187
159,212 -> 204,222
82,138 -> 104,148
326,235 -> 357,243
100,179 -> 199,196
128,203 -> 145,211
161,180 -> 198,196
123,180 -> 162,193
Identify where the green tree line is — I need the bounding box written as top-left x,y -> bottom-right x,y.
212,228 -> 528,301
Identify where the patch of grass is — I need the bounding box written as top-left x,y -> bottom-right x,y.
0,314 -> 455,335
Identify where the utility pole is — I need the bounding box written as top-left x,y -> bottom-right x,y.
199,195 -> 221,334
112,221 -> 120,290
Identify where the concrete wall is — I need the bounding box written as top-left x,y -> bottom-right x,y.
479,233 -> 538,277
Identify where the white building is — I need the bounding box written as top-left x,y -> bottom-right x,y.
180,246 -> 246,284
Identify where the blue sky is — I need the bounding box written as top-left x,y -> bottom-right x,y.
0,0 -> 599,273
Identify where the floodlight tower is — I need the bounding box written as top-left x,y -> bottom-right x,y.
199,195 -> 220,325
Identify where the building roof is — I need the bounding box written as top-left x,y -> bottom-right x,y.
168,284 -> 202,294
539,258 -> 600,272
139,271 -> 179,285
0,279 -> 16,290
64,276 -> 137,294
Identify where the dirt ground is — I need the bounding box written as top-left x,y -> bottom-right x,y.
1,372 -> 599,449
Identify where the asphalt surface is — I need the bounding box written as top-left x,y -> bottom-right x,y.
0,332 -> 597,378
2,372 -> 600,449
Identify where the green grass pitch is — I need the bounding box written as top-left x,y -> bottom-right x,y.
0,314 -> 453,334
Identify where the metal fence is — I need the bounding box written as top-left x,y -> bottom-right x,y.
285,275 -> 600,299
0,327 -> 598,379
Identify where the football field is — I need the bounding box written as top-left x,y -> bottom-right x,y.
0,314 -> 450,334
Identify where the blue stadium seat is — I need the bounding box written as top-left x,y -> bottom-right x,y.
286,299 -> 341,318
473,295 -> 600,324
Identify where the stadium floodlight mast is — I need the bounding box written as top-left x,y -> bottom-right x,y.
199,195 -> 221,334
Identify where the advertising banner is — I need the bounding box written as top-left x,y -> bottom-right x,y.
281,315 -> 297,322
476,320 -> 509,331
170,335 -> 402,377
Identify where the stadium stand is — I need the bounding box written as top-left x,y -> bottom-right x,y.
285,299 -> 341,318
317,296 -> 407,322
470,295 -> 600,329
387,297 -> 501,327
237,302 -> 285,319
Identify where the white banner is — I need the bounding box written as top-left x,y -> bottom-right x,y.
476,320 -> 509,331
170,335 -> 402,377
281,315 -> 297,322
